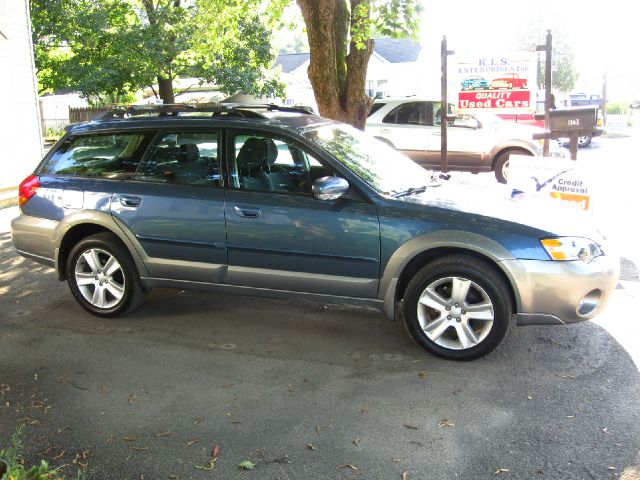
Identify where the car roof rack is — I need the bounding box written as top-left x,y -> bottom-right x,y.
92,103 -> 314,121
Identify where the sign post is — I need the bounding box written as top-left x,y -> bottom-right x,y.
440,36 -> 454,173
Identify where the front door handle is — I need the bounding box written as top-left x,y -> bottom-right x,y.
380,128 -> 392,134
234,205 -> 262,218
118,195 -> 142,208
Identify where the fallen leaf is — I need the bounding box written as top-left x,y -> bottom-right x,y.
52,450 -> 65,460
495,468 -> 509,474
526,395 -> 532,400
169,476 -> 179,480
123,436 -> 140,442
194,416 -> 203,425
340,464 -> 358,471
361,405 -> 369,415
155,431 -> 170,438
132,446 -> 148,451
38,446 -> 54,456
195,445 -> 220,471
266,455 -> 290,464
185,439 -> 200,448
418,371 -> 428,379
438,419 -> 454,427
403,424 -> 418,430
602,428 -> 610,434
353,436 -> 361,447
128,394 -> 138,405
222,384 -> 234,389
287,384 -> 296,393
315,425 -> 321,435
306,443 -> 316,450
392,458 -> 400,463
403,472 -> 409,480
239,460 -> 256,470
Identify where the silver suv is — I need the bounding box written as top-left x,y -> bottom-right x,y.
366,97 -> 567,183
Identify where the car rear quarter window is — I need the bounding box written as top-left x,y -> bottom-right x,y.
40,132 -> 151,178
368,103 -> 386,117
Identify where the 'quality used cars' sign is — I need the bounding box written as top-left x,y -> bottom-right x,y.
456,52 -> 536,113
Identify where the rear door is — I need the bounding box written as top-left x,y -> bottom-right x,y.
110,129 -> 227,283
223,130 -> 381,298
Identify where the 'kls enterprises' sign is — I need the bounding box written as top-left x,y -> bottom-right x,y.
456,53 -> 536,114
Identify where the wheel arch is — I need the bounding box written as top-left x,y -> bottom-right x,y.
490,145 -> 534,171
55,211 -> 148,281
380,231 -> 521,321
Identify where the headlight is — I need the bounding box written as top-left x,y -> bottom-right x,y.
540,237 -> 603,263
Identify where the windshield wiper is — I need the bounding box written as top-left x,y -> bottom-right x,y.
391,185 -> 436,198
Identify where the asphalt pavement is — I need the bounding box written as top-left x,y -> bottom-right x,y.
1,133 -> 639,480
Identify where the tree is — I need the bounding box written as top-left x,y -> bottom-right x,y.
31,0 -> 288,104
513,19 -> 578,93
296,0 -> 421,129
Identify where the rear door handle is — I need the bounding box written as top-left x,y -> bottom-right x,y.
118,195 -> 142,208
234,205 -> 262,218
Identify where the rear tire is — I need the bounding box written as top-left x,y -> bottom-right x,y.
577,135 -> 592,147
66,232 -> 146,317
493,150 -> 532,184
402,255 -> 512,360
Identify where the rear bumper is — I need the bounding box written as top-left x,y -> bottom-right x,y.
503,255 -> 620,326
11,214 -> 60,270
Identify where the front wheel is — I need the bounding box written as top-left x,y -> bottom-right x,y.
66,232 -> 146,317
402,255 -> 512,360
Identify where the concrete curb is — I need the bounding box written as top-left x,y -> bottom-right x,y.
0,186 -> 18,210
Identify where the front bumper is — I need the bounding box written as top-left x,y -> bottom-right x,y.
502,255 -> 620,326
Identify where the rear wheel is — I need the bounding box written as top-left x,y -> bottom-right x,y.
402,255 -> 512,360
66,232 -> 146,317
493,150 -> 532,184
577,135 -> 592,147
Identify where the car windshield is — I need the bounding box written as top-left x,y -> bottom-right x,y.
302,124 -> 436,196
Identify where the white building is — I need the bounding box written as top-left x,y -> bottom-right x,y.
0,0 -> 43,189
275,38 -> 435,108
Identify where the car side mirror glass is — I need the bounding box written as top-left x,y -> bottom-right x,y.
312,176 -> 349,201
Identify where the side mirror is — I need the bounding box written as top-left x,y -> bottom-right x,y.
312,176 -> 349,201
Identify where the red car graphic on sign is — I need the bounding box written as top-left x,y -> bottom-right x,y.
489,73 -> 528,90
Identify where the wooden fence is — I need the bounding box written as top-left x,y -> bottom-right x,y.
68,107 -> 108,124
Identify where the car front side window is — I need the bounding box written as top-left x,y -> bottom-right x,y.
230,133 -> 332,195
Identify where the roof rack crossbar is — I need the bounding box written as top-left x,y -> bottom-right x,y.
91,103 -> 313,121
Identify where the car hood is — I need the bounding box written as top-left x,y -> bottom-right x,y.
398,181 -> 606,243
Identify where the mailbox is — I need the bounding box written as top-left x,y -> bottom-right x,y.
548,106 -> 597,132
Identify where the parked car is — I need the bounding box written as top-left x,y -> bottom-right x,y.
365,97 -> 567,183
12,104 -> 618,360
489,73 -> 528,90
460,75 -> 489,90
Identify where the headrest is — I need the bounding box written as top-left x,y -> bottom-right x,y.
178,143 -> 200,163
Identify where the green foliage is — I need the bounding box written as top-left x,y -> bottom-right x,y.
606,101 -> 629,115
238,460 -> 256,470
30,0 -> 286,102
0,426 -> 82,480
351,0 -> 422,49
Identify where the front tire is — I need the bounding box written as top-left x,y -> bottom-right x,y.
66,232 -> 146,317
402,255 -> 512,360
577,135 -> 592,147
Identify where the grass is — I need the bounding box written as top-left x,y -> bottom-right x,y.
0,426 -> 83,480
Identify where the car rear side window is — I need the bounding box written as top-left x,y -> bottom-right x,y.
40,133 -> 151,178
368,103 -> 386,117
135,131 -> 221,186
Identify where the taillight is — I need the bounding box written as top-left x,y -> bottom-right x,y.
18,175 -> 40,206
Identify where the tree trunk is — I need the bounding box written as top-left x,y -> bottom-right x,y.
158,76 -> 175,104
297,0 -> 373,129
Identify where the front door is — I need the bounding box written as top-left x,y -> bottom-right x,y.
223,131 -> 381,298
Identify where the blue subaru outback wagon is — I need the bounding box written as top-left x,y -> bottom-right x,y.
11,104 -> 619,360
